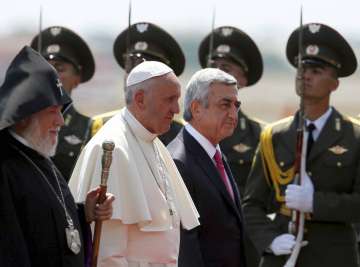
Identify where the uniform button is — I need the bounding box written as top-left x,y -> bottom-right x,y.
69,151 -> 74,157
308,171 -> 312,176
337,162 -> 342,167
280,161 -> 284,167
239,159 -> 244,165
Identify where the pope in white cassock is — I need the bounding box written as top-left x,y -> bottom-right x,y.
69,61 -> 200,267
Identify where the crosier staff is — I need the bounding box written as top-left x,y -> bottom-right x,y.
284,6 -> 306,267
91,140 -> 115,267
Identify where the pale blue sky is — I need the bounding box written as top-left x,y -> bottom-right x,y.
2,0 -> 359,37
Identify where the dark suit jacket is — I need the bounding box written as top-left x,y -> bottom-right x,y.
168,128 -> 247,267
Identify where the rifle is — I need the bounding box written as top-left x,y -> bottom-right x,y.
284,6 -> 306,267
91,140 -> 115,267
124,0 -> 132,74
37,6 -> 43,53
206,4 -> 216,67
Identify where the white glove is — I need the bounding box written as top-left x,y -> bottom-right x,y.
285,173 -> 314,212
269,234 -> 296,255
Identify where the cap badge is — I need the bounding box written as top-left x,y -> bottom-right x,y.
136,23 -> 149,33
233,143 -> 252,153
220,27 -> 233,37
329,145 -> 348,155
46,44 -> 60,54
306,45 -> 319,56
56,78 -> 64,96
308,24 -> 321,34
50,27 -> 62,36
216,44 -> 230,53
134,41 -> 148,51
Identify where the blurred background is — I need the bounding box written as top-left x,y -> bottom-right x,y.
1,0 -> 360,122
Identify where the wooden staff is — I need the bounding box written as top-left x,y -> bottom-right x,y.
91,140 -> 115,267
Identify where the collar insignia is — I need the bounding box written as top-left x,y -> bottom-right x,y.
233,143 -> 252,153
329,145 -> 348,155
64,135 -> 83,145
136,23 -> 149,33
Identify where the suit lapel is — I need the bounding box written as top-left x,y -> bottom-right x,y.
308,109 -> 344,162
182,129 -> 242,218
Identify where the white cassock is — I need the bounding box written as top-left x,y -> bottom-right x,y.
69,107 -> 200,267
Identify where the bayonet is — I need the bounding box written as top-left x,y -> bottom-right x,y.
37,5 -> 43,53
206,4 -> 216,67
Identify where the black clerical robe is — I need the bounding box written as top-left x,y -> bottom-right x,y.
0,130 -> 86,267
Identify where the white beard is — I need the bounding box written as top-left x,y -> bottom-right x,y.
22,117 -> 59,157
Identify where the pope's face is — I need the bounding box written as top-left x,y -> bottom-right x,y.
22,105 -> 64,157
141,73 -> 181,135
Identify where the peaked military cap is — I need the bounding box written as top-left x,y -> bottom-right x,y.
198,26 -> 263,86
0,46 -> 71,130
30,26 -> 95,83
113,22 -> 185,76
286,23 -> 357,77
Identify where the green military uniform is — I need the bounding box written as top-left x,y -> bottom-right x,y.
52,105 -> 101,181
198,26 -> 265,267
243,23 -> 360,267
93,22 -> 186,145
31,26 -> 97,181
244,111 -> 360,266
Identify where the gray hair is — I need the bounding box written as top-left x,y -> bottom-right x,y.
183,68 -> 237,121
125,78 -> 152,105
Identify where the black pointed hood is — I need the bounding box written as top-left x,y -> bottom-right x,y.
0,46 -> 71,130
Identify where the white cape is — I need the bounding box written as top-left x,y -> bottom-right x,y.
69,108 -> 199,231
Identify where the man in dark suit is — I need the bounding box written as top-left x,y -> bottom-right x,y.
198,26 -> 265,198
168,68 -> 246,267
243,23 -> 360,267
199,26 -> 265,267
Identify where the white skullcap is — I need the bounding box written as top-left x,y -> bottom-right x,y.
126,61 -> 174,87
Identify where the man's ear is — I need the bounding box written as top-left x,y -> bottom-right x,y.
190,100 -> 202,120
14,117 -> 31,134
330,78 -> 339,93
133,89 -> 146,110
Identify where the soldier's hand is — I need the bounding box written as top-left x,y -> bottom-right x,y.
269,234 -> 296,255
84,187 -> 115,222
285,173 -> 314,212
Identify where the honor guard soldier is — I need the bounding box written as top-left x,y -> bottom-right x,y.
199,26 -> 265,267
199,26 -> 266,198
31,26 -> 98,182
243,23 -> 360,267
93,22 -> 186,145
